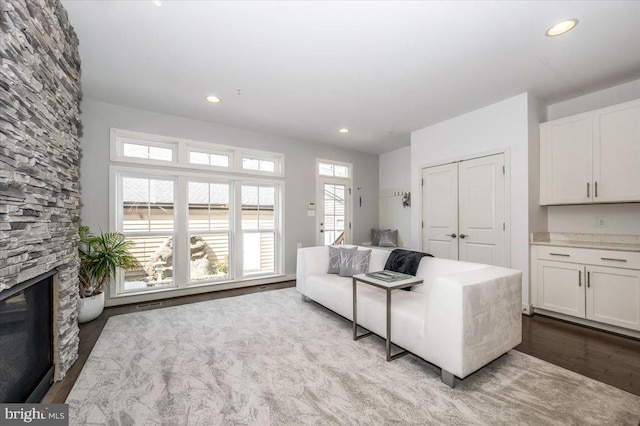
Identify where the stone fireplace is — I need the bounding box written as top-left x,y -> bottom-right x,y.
0,0 -> 81,381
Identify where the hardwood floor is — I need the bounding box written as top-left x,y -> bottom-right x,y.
516,313 -> 640,397
43,282 -> 640,403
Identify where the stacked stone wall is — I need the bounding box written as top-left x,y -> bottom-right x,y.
0,0 -> 81,379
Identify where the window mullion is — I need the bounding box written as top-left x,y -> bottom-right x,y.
233,182 -> 243,280
175,176 -> 189,289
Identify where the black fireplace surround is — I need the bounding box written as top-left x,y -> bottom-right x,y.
0,270 -> 55,403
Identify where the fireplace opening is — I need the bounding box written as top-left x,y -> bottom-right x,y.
0,270 -> 56,403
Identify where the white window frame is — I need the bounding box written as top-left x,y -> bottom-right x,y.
110,128 -> 284,177
186,178 -> 235,286
238,181 -> 281,278
108,130 -> 285,300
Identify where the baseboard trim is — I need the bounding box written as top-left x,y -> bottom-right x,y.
106,274 -> 296,307
533,308 -> 640,340
521,304 -> 534,316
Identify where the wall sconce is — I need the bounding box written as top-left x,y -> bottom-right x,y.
393,191 -> 411,207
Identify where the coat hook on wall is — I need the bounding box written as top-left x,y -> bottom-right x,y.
393,191 -> 411,207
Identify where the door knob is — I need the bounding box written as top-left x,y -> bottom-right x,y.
445,233 -> 457,238
459,234 -> 467,239
320,230 -> 324,233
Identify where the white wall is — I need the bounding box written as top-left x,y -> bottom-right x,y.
411,93 -> 532,304
378,147 -> 411,247
545,78 -> 640,236
80,99 -> 379,276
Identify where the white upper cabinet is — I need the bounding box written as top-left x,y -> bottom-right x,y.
593,101 -> 640,202
540,98 -> 640,205
540,113 -> 593,205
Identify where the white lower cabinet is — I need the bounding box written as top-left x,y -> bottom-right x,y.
537,260 -> 585,318
532,245 -> 640,333
586,266 -> 640,331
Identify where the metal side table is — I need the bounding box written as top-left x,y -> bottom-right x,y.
352,273 -> 423,362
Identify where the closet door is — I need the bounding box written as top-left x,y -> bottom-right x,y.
458,154 -> 507,267
421,163 -> 458,260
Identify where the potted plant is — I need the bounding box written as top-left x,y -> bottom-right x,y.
78,226 -> 139,323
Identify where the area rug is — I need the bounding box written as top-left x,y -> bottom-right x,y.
66,288 -> 640,425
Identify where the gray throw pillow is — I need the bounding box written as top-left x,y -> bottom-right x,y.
328,246 -> 357,274
338,249 -> 372,277
371,228 -> 390,246
379,230 -> 398,247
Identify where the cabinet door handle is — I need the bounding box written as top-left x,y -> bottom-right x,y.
587,271 -> 590,288
601,257 -> 627,262
587,182 -> 590,198
595,181 -> 598,198
578,270 -> 582,287
549,253 -> 570,257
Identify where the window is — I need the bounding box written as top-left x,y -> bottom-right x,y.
189,149 -> 231,168
243,156 -> 276,173
242,185 -> 276,275
319,161 -> 349,178
188,181 -> 231,283
111,129 -> 284,298
120,176 -> 175,292
111,128 -> 283,176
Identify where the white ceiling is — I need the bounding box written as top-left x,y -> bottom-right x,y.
62,1 -> 640,154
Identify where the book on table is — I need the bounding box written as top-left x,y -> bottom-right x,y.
365,270 -> 414,282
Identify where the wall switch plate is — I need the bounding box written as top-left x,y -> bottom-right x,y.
297,243 -> 302,249
596,216 -> 607,228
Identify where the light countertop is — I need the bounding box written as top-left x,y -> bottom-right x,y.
530,232 -> 640,253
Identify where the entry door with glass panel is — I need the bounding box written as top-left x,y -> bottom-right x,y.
317,161 -> 352,246
319,182 -> 348,245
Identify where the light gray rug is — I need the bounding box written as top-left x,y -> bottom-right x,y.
67,288 -> 640,425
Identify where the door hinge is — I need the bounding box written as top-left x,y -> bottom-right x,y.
502,165 -> 505,174
349,222 -> 352,229
421,178 -> 424,186
503,222 -> 505,231
421,221 -> 424,229
349,188 -> 351,195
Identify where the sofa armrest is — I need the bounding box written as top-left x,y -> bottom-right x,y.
296,246 -> 330,295
424,266 -> 522,379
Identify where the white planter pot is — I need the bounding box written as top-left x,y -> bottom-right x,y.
78,291 -> 105,323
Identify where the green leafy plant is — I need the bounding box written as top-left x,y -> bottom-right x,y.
78,226 -> 140,297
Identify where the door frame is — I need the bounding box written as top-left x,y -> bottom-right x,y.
417,147 -> 511,267
316,159 -> 353,246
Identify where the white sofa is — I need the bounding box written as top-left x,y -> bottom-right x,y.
296,245 -> 522,387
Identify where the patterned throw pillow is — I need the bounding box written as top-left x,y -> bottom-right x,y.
338,249 -> 372,277
371,228 -> 390,246
328,246 -> 357,274
379,230 -> 398,247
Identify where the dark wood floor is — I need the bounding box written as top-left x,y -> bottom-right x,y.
516,313 -> 640,397
43,282 -> 640,403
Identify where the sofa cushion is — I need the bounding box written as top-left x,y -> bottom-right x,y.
411,257 -> 488,295
328,246 -> 357,274
339,248 -> 372,277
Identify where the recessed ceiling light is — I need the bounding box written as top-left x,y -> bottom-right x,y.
338,128 -> 350,134
206,95 -> 221,104
546,19 -> 578,37
153,0 -> 162,6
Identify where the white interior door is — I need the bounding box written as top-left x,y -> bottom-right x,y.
458,154 -> 507,267
422,163 -> 458,260
317,179 -> 350,245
